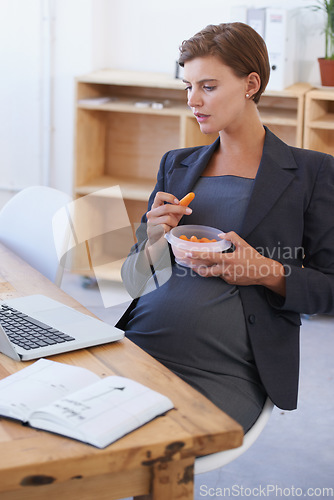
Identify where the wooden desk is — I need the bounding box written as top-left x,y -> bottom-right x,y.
0,243 -> 243,500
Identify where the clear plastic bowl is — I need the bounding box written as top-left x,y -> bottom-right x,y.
165,224 -> 231,268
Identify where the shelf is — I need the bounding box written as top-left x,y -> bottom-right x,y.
75,176 -> 155,201
304,88 -> 334,101
308,113 -> 334,130
304,88 -> 334,153
77,96 -> 192,117
259,107 -> 298,126
263,82 -> 312,98
303,129 -> 334,155
77,96 -> 299,126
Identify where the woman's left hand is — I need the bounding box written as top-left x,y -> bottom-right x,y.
187,231 -> 286,296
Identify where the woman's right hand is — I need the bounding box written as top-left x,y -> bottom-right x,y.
146,191 -> 192,245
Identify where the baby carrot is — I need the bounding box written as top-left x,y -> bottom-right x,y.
177,234 -> 218,243
179,192 -> 195,207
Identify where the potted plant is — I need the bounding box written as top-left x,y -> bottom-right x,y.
309,0 -> 334,85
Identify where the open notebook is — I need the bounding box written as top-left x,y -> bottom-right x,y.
0,294 -> 124,361
0,359 -> 174,448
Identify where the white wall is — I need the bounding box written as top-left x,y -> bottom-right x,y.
0,0 -> 109,203
0,0 -> 43,201
50,0 -> 110,192
104,0 -> 324,82
0,0 -> 325,205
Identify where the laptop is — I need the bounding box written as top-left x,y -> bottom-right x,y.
0,294 -> 124,361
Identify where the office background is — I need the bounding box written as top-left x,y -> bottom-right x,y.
0,0 -> 325,206
0,2 -> 333,497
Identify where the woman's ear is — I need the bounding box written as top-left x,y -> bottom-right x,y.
245,72 -> 261,99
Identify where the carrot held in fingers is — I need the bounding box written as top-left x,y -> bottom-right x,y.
179,192 -> 195,207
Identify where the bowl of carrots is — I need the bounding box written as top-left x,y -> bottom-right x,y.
165,224 -> 231,268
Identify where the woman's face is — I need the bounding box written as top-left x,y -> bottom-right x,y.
183,56 -> 249,135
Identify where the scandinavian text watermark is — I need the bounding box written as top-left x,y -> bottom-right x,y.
51,186 -> 304,307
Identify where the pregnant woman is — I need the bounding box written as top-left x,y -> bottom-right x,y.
117,22 -> 334,433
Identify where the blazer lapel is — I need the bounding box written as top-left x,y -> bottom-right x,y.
166,138 -> 220,199
241,129 -> 298,239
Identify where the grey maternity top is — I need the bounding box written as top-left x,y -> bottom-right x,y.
125,176 -> 267,432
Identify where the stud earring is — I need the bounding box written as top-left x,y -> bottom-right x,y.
246,93 -> 250,98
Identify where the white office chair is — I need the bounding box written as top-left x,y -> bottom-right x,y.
0,186 -> 72,287
194,397 -> 274,475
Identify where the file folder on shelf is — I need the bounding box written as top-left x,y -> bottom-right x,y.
247,8 -> 298,91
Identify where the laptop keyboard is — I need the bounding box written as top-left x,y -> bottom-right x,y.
0,303 -> 75,351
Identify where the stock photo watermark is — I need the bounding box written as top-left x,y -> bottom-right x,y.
51,186 -> 303,307
199,484 -> 334,497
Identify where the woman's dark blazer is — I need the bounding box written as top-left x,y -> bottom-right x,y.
117,127 -> 334,411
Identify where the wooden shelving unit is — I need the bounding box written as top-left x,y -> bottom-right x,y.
73,69 -> 311,280
257,82 -> 311,148
304,88 -> 334,155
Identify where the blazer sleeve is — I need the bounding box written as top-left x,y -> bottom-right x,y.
269,153 -> 334,315
120,151 -> 173,299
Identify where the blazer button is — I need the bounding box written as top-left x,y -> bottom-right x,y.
248,314 -> 256,324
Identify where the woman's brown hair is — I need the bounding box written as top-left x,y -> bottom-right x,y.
178,22 -> 270,104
